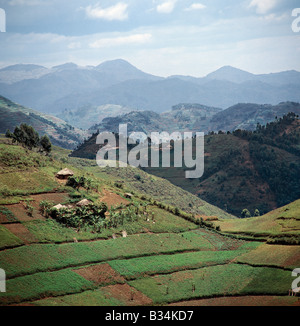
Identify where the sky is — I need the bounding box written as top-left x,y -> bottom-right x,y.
0,0 -> 299,77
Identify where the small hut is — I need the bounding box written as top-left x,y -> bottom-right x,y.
52,204 -> 68,210
76,199 -> 92,207
124,193 -> 133,199
56,168 -> 74,180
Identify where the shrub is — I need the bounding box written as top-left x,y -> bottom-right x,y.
134,174 -> 141,181
66,176 -> 92,191
241,209 -> 251,218
40,135 -> 52,154
254,209 -> 260,217
114,182 -> 124,189
50,203 -> 108,231
22,200 -> 34,217
39,200 -> 54,218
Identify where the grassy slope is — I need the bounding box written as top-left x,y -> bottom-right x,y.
86,165 -> 235,219
129,264 -> 292,304
0,140 -> 299,306
214,200 -> 300,243
0,139 -> 233,219
0,225 -> 24,249
0,96 -> 88,149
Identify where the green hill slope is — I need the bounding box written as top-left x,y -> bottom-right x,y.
71,114 -> 300,217
214,199 -> 300,244
0,140 -> 299,306
210,102 -> 300,132
144,114 -> 300,216
0,96 -> 89,149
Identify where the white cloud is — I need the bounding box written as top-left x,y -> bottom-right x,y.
156,1 -> 177,14
259,13 -> 288,22
68,42 -> 81,50
184,3 -> 206,12
85,2 -> 129,21
89,33 -> 152,49
248,0 -> 279,15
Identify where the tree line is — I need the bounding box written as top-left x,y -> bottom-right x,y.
5,123 -> 52,154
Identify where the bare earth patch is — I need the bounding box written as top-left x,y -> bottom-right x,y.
0,212 -> 15,224
100,189 -> 129,208
30,192 -> 69,202
30,192 -> 69,210
102,283 -> 153,306
73,263 -> 125,286
3,192 -> 69,222
4,203 -> 36,222
4,223 -> 38,244
283,249 -> 300,268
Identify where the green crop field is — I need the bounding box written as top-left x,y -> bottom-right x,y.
0,225 -> 23,249
108,249 -> 252,279
0,140 -> 299,307
129,264 -> 292,304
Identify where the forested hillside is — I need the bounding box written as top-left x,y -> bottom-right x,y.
71,113 -> 300,217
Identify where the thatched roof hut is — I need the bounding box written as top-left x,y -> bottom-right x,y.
52,204 -> 68,210
76,199 -> 92,207
124,193 -> 133,199
56,168 -> 74,179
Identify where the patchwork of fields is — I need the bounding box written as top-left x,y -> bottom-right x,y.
0,142 -> 299,306
0,201 -> 299,306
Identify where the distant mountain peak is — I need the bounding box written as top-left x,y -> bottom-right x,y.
96,58 -> 134,68
211,65 -> 250,73
206,66 -> 255,84
95,59 -> 144,74
0,64 -> 47,72
52,62 -> 78,70
94,58 -> 162,82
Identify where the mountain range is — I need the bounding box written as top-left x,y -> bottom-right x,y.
1,94 -> 299,151
0,59 -> 300,115
71,112 -> 300,216
89,102 -> 300,135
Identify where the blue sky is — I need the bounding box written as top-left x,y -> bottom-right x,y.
0,0 -> 299,76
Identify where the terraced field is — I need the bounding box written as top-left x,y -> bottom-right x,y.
0,141 -> 299,306
0,200 -> 298,306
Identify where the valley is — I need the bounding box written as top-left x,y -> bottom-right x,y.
71,112 -> 300,217
0,60 -> 299,307
0,136 -> 299,306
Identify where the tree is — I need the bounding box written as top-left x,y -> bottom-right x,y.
12,126 -> 26,145
40,135 -> 52,154
254,209 -> 260,217
5,129 -> 13,139
5,124 -> 52,154
241,209 -> 251,218
6,124 -> 40,149
18,124 -> 40,149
